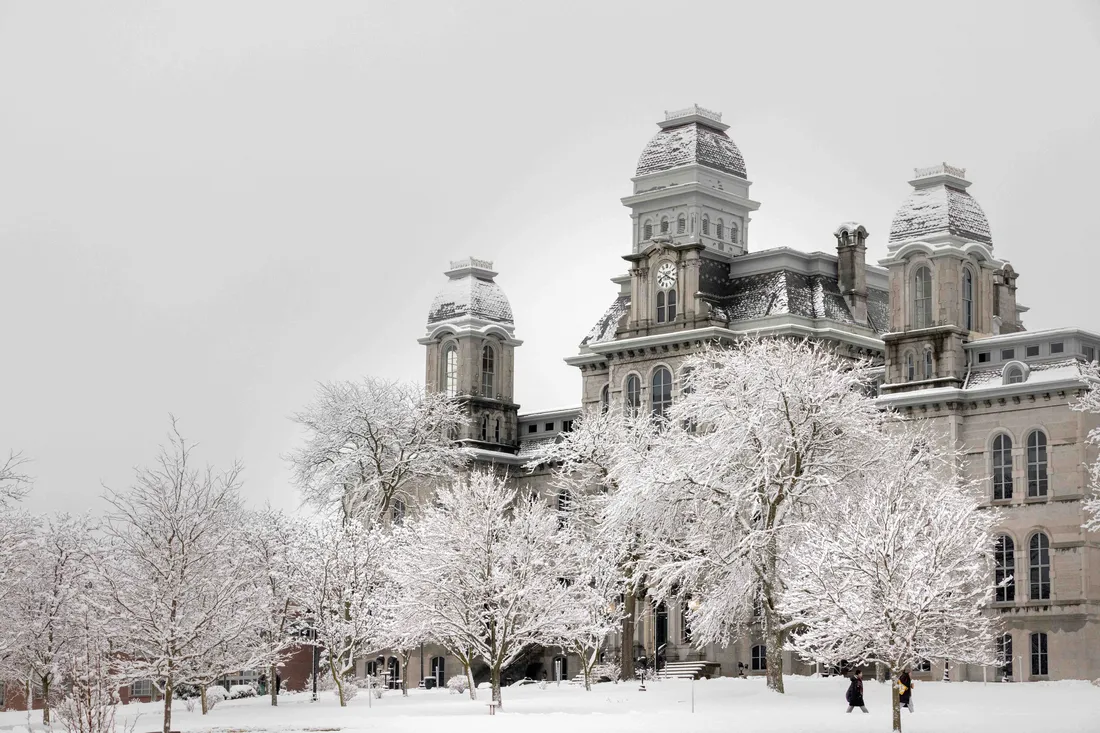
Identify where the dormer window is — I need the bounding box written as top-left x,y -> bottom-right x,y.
913,266 -> 933,329
481,345 -> 495,397
1003,362 -> 1028,385
660,217 -> 669,234
643,222 -> 653,240
677,215 -> 686,234
716,220 -> 724,239
702,216 -> 710,236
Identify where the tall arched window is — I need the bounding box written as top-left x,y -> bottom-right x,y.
625,375 -> 641,416
1028,532 -> 1050,600
716,220 -> 724,239
660,217 -> 669,234
480,415 -> 488,441
994,535 -> 1015,602
1030,632 -> 1048,676
923,349 -> 934,380
1027,430 -> 1048,497
702,215 -> 710,235
651,367 -> 673,419
494,418 -> 500,443
751,645 -> 767,671
600,384 -> 610,413
391,498 -> 406,526
441,343 -> 458,397
643,221 -> 653,240
913,265 -> 933,328
677,215 -> 686,234
730,222 -> 739,244
481,345 -> 495,397
963,268 -> 974,331
992,434 -> 1013,500
905,352 -> 915,381
656,291 -> 667,323
666,289 -> 677,321
680,367 -> 697,432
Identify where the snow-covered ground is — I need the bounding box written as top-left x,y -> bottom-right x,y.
2,677 -> 1097,733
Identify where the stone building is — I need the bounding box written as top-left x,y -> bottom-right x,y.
412,105 -> 1100,685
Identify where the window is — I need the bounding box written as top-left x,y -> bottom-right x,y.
643,222 -> 653,240
658,290 -> 677,323
655,602 -> 668,646
1050,342 -> 1064,354
557,491 -> 571,528
1029,532 -> 1050,601
625,375 -> 641,416
677,215 -> 686,234
441,343 -> 458,397
131,680 -> 152,698
551,655 -> 568,682
430,656 -> 445,687
1026,430 -> 1048,497
963,268 -> 974,330
656,290 -> 667,323
660,217 -> 669,234
494,418 -> 500,442
527,424 -> 537,434
367,659 -> 380,677
913,266 -> 933,328
562,419 -> 573,432
923,350 -> 934,380
1030,632 -> 1048,677
992,434 -> 1013,500
1004,365 -> 1025,384
651,368 -> 673,419
905,352 -> 915,381
702,215 -> 710,235
999,634 -> 1013,679
994,535 -> 1015,602
391,498 -> 406,526
1086,346 -> 1096,363
681,602 -> 692,643
730,222 -> 739,243
600,384 -> 609,413
1026,345 -> 1040,358
387,657 -> 400,689
681,367 -> 697,432
716,220 -> 724,239
916,659 -> 931,672
667,289 -> 676,321
751,645 -> 767,671
480,416 -> 488,441
545,422 -> 554,431
481,345 -> 495,397
1001,348 -> 1015,361
978,351 -> 991,363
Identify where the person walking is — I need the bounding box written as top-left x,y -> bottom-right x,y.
846,669 -> 868,713
898,669 -> 914,712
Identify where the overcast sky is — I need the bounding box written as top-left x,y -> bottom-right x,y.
1,1 -> 1098,514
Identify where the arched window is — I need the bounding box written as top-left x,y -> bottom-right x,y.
441,343 -> 458,397
677,215 -> 686,234
625,374 -> 641,416
963,268 -> 974,330
494,418 -> 500,443
716,220 -> 724,239
1030,632 -> 1048,676
905,352 -> 915,381
1026,430 -> 1048,497
656,291 -> 667,323
481,345 -> 495,397
600,384 -> 610,413
994,535 -> 1015,602
702,215 -> 710,235
1028,532 -> 1050,601
480,415 -> 488,441
751,645 -> 767,671
651,367 -> 673,419
913,266 -> 933,328
923,350 -> 934,380
430,656 -> 445,687
660,216 -> 669,234
730,222 -> 739,244
391,498 -> 406,527
1004,365 -> 1025,385
557,491 -> 571,528
680,367 -> 697,432
666,289 -> 677,321
643,221 -> 653,240
992,434 -> 1013,500
998,634 -> 1013,679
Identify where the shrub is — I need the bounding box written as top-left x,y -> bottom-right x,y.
205,685 -> 229,708
446,675 -> 469,694
334,681 -> 359,702
229,684 -> 256,699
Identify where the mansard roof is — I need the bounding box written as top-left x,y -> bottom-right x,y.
427,258 -> 514,326
636,106 -> 747,179
888,164 -> 993,245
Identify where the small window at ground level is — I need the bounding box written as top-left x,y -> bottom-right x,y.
562,420 -> 573,432
1001,348 -> 1015,360
978,352 -> 991,363
1026,345 -> 1040,357
1051,342 -> 1064,354
751,645 -> 767,671
527,424 -> 537,434
545,422 -> 554,431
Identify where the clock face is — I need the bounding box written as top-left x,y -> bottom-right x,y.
656,262 -> 677,290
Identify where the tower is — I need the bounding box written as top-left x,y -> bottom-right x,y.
419,258 -> 522,452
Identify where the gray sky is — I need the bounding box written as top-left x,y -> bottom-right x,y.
2,1 -> 1098,514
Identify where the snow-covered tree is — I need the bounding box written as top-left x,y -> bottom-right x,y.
781,426 -> 1000,732
605,339 -> 885,693
392,470 -> 576,708
100,419 -> 267,733
0,455 -> 36,666
1072,362 -> 1100,531
0,452 -> 32,506
555,539 -> 626,690
290,516 -> 388,706
289,378 -> 469,524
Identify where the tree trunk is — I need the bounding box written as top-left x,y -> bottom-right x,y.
582,646 -> 593,692
401,650 -> 411,696
891,674 -> 903,732
41,676 -> 50,725
761,536 -> 785,693
621,591 -> 637,680
162,671 -> 174,733
464,661 -> 476,700
490,663 -> 502,708
200,685 -> 208,715
329,657 -> 346,707
877,663 -> 887,683
25,678 -> 31,713
270,663 -> 278,706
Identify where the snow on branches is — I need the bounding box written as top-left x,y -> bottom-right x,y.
1072,362 -> 1100,531
289,378 -> 469,524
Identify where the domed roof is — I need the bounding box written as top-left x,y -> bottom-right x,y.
888,164 -> 992,246
427,258 -> 514,326
636,105 -> 747,179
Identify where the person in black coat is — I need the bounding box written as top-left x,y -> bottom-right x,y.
898,669 -> 914,712
846,669 -> 868,713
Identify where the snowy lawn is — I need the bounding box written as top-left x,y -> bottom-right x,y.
2,677 -> 1097,733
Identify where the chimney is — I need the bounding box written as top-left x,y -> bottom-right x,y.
993,264 -> 1022,334
834,223 -> 868,325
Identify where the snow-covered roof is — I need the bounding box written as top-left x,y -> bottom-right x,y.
636,114 -> 747,179
427,258 -> 514,326
888,164 -> 992,245
965,358 -> 1082,389
581,294 -> 630,346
